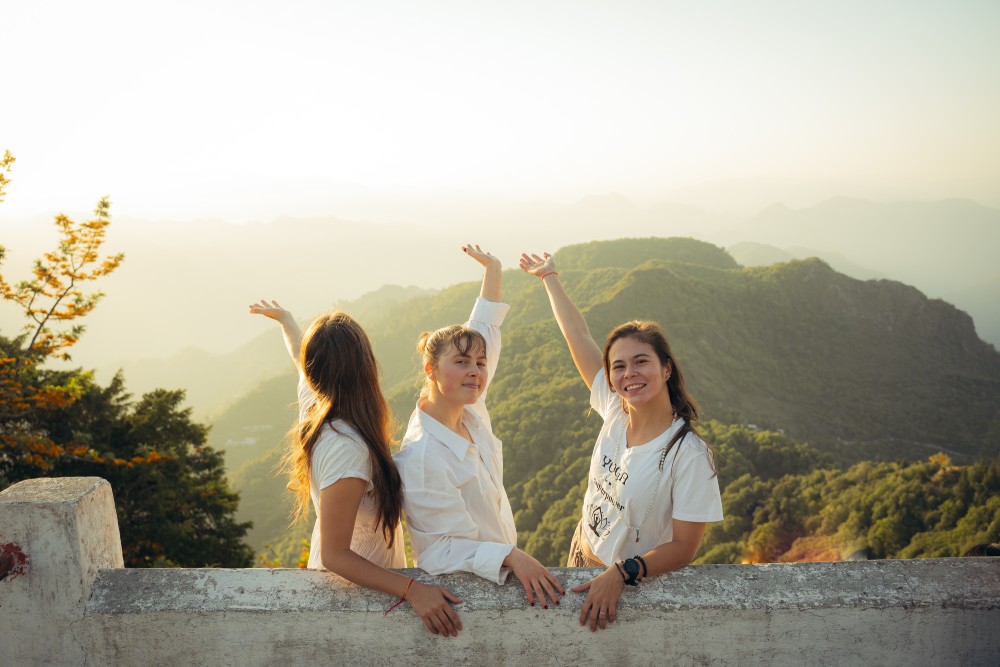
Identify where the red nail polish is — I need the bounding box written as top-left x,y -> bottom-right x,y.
542,605 -> 548,609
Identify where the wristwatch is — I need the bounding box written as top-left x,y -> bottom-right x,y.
621,558 -> 641,586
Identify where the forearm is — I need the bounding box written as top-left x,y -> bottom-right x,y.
479,259 -> 502,302
321,548 -> 412,597
277,314 -> 304,367
541,274 -> 600,386
639,538 -> 701,578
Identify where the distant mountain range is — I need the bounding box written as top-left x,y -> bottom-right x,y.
215,237 -> 1000,562
3,196 -> 996,387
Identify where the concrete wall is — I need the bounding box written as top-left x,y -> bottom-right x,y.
2,477 -> 998,666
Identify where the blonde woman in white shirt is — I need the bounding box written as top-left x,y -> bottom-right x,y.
519,251 -> 723,632
395,245 -> 565,609
249,302 -> 463,637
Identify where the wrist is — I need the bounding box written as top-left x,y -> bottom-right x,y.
539,271 -> 559,281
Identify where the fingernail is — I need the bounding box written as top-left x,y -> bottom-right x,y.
542,604 -> 548,609
555,600 -> 560,606
530,601 -> 535,606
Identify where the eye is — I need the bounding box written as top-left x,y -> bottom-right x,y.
477,361 -> 487,368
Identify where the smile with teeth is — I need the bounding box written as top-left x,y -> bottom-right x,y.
624,383 -> 646,392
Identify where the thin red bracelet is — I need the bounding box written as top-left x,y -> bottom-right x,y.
539,271 -> 559,281
384,577 -> 415,616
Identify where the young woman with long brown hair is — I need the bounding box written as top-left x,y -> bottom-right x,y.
249,302 -> 463,637
519,251 -> 723,632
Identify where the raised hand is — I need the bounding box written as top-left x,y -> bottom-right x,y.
463,243 -> 501,269
406,581 -> 464,637
504,548 -> 565,609
248,299 -> 293,324
518,252 -> 556,278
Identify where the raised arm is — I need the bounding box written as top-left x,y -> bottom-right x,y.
249,299 -> 303,370
519,252 -> 603,390
464,243 -> 501,302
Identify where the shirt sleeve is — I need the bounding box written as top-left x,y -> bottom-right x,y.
402,467 -> 515,584
311,428 -> 373,493
589,367 -> 619,420
669,437 -> 724,523
465,297 -> 510,426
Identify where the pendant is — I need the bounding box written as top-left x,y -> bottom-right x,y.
635,528 -> 640,543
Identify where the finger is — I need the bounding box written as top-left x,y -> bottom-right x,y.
590,606 -> 599,632
544,252 -> 552,259
270,300 -> 281,307
579,600 -> 591,626
609,605 -> 617,624
599,609 -> 608,630
531,578 -> 549,609
531,253 -> 543,262
443,605 -> 462,634
540,577 -> 560,606
546,570 -> 565,596
437,609 -> 458,637
441,587 -> 463,605
429,613 -> 446,636
571,581 -> 591,593
522,579 -> 535,606
420,614 -> 437,635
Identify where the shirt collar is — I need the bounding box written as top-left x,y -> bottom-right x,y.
413,403 -> 482,461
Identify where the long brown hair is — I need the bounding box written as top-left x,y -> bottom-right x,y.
603,320 -> 716,475
281,312 -> 402,546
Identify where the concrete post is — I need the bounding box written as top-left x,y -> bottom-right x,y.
0,477 -> 124,666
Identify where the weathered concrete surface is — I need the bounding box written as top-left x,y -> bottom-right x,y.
3,477 -> 999,666
0,477 -> 123,665
76,560 -> 999,666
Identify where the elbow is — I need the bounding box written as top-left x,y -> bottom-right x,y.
320,548 -> 351,575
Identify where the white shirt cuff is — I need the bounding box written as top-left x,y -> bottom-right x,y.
469,297 -> 510,326
474,542 -> 516,584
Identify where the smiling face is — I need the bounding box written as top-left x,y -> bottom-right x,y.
426,340 -> 488,406
607,335 -> 672,411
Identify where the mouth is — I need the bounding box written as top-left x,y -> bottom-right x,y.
623,383 -> 646,393
462,383 -> 481,390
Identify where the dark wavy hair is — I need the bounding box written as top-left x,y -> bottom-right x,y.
281,312 -> 402,546
603,320 -> 716,475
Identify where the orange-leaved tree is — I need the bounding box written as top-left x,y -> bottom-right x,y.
0,152 -> 253,566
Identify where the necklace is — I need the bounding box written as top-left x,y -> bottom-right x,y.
606,411 -> 677,543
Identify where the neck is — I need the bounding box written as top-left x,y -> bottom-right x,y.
626,395 -> 676,442
419,393 -> 468,438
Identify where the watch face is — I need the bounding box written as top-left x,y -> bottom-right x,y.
623,558 -> 640,579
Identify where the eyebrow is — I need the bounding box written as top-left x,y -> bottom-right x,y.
612,353 -> 651,364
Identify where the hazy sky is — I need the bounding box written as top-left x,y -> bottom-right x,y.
3,0 -> 999,222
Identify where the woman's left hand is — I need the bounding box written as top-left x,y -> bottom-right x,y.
572,566 -> 625,632
463,243 -> 500,269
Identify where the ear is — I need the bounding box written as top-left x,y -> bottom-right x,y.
424,362 -> 436,381
664,359 -> 673,382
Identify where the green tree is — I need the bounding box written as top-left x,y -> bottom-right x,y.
0,152 -> 253,566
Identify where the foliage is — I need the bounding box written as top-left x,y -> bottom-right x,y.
217,236 -> 1000,565
0,152 -> 252,567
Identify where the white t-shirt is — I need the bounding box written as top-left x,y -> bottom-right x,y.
298,378 -> 406,570
395,298 -> 517,584
582,368 -> 723,565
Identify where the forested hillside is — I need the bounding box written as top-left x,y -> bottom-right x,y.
220,237 -> 1000,565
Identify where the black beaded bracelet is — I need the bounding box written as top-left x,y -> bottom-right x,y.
613,561 -> 627,586
634,555 -> 648,579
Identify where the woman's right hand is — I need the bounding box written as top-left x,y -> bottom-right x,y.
406,581 -> 464,637
248,299 -> 293,324
518,252 -> 556,278
504,548 -> 565,608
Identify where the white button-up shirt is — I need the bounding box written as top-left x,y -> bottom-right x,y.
395,298 -> 517,584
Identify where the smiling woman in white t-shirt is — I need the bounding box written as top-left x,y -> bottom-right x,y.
395,244 -> 565,610
249,301 -> 462,637
519,250 -> 723,632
